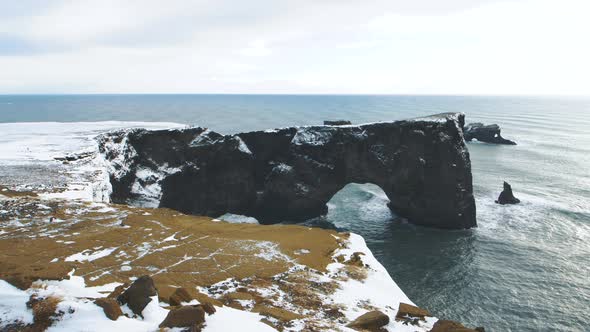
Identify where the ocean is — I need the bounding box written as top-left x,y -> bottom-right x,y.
1,94 -> 589,331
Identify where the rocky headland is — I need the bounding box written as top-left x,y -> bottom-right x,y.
99,113 -> 476,229
0,113 -> 484,331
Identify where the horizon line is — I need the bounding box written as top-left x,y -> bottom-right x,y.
1,93 -> 589,99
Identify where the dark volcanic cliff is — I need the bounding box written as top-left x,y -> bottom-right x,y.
97,113 -> 476,229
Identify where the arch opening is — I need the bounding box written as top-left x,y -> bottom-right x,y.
324,183 -> 398,233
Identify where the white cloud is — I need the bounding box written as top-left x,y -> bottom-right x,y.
0,0 -> 588,95
239,40 -> 271,57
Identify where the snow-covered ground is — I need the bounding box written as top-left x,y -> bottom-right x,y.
0,272 -> 273,332
0,232 -> 436,331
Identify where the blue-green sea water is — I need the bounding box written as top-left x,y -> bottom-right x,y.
1,95 -> 589,331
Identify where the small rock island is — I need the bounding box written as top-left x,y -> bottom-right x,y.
464,122 -> 516,145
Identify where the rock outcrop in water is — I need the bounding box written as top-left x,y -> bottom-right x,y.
324,120 -> 352,126
495,181 -> 520,205
464,122 -> 516,145
98,113 -> 476,229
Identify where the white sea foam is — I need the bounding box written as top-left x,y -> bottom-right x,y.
0,121 -> 183,203
0,122 -> 181,164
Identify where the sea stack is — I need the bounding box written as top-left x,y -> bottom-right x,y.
464,123 -> 516,145
98,112 -> 477,229
495,181 -> 520,204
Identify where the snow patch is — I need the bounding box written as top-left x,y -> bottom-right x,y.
65,247 -> 117,262
190,129 -> 218,147
217,213 -> 259,224
203,305 -> 275,332
253,241 -> 293,262
233,136 -> 252,155
291,127 -> 335,146
129,165 -> 181,207
0,280 -> 33,328
272,163 -> 293,174
294,249 -> 311,255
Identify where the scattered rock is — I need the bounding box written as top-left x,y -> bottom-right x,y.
201,302 -> 216,316
325,307 -> 345,319
253,305 -> 304,322
158,305 -> 206,329
464,122 -> 516,145
192,292 -> 224,308
54,151 -> 94,163
345,252 -> 366,267
346,310 -> 390,331
429,319 -> 483,332
495,181 -> 520,205
117,275 -> 157,317
169,287 -> 193,306
225,291 -> 255,301
94,298 -> 122,321
324,120 -> 352,126
108,283 -> 129,299
395,303 -> 431,321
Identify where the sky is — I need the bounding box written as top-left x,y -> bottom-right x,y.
0,0 -> 589,95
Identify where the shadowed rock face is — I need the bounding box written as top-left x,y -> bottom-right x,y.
98,113 -> 476,229
495,181 -> 520,205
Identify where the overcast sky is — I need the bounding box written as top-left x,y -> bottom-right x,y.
0,0 -> 588,95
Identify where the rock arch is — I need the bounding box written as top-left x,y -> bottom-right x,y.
99,113 -> 476,229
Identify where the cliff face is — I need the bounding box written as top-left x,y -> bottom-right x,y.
98,113 -> 476,229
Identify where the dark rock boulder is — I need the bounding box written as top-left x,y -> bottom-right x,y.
98,113 -> 476,229
395,302 -> 431,321
201,302 -> 216,315
117,275 -> 158,317
495,181 -> 520,205
324,120 -> 352,126
94,298 -> 123,321
464,123 -> 516,145
347,310 -> 390,331
159,305 -> 206,329
429,319 -> 485,332
54,151 -> 94,163
169,287 -> 193,306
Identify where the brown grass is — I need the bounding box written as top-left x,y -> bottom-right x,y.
0,195 -> 361,331
23,295 -> 63,332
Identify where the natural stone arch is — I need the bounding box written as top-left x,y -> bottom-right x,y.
100,113 -> 476,229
